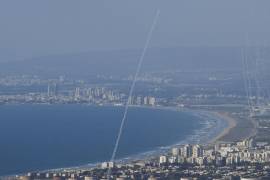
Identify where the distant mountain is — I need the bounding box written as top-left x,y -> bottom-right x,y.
0,47 -> 249,77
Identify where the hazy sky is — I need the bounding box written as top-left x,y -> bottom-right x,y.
0,0 -> 270,61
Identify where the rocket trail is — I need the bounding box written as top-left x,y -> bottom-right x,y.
107,9 -> 160,178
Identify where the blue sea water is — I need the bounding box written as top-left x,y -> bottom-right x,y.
0,105 -> 218,176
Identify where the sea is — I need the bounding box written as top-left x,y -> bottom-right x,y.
0,104 -> 227,176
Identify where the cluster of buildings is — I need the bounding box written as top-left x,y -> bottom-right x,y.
0,84 -> 156,107
159,144 -> 204,165
159,139 -> 258,166
12,139 -> 270,180
47,86 -> 156,106
128,96 -> 156,106
0,74 -> 256,109
72,87 -> 122,103
0,74 -> 158,107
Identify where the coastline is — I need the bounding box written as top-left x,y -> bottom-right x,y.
36,107 -> 232,173
209,112 -> 237,143
0,105 -> 240,178
211,111 -> 256,143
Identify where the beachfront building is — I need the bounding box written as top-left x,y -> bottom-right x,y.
181,144 -> 193,158
192,145 -> 204,158
159,155 -> 167,164
172,147 -> 180,156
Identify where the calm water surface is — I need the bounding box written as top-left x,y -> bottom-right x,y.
0,105 -> 204,176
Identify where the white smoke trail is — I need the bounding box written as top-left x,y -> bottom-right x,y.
107,9 -> 160,178
241,37 -> 258,137
242,34 -> 255,115
241,48 -> 253,115
254,50 -> 263,107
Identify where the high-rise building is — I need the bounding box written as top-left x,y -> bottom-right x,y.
75,87 -> 80,100
54,83 -> 58,96
143,97 -> 148,105
94,88 -> 100,97
172,147 -> 180,156
215,143 -> 220,151
159,155 -> 167,164
47,84 -> 51,97
192,145 -> 204,158
128,97 -> 133,105
108,161 -> 115,168
149,97 -> 155,106
101,162 -> 108,169
136,96 -> 142,105
181,145 -> 193,158
101,162 -> 114,169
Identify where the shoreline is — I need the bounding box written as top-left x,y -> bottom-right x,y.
41,107 -> 230,166
209,112 -> 237,143
0,105 -> 239,178
28,108 -> 231,175
212,110 -> 256,143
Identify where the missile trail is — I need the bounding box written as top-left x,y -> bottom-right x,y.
107,9 -> 160,178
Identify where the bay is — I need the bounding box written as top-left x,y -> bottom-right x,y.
0,104 -> 206,176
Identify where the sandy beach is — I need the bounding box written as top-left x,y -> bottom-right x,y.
130,105 -> 242,143
210,111 -> 256,143
209,112 -> 237,143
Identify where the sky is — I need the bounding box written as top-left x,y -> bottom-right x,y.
0,0 -> 270,61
